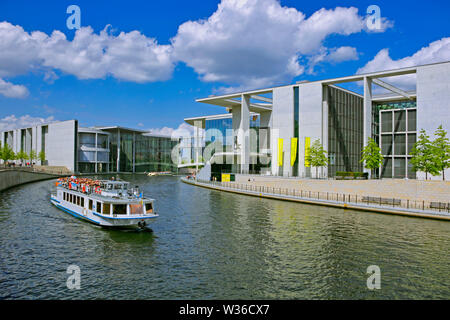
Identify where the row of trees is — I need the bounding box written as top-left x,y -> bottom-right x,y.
0,142 -> 46,165
306,125 -> 449,180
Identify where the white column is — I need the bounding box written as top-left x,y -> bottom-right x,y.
240,94 -> 250,173
363,76 -> 373,178
116,129 -> 120,172
194,120 -> 202,173
95,133 -> 98,173
132,132 -> 136,173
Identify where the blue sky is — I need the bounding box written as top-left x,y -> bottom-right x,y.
0,0 -> 449,134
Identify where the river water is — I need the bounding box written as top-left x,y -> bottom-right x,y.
0,175 -> 449,299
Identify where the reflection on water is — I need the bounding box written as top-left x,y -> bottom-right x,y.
0,175 -> 449,299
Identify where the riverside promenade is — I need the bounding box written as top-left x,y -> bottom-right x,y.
181,176 -> 450,221
234,175 -> 450,203
0,166 -> 70,192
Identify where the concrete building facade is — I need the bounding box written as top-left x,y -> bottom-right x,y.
1,120 -> 78,171
1,121 -> 180,174
185,61 -> 450,180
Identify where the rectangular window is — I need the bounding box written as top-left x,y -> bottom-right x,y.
407,109 -> 416,132
381,112 -> 392,133
129,204 -> 143,215
103,203 -> 110,215
381,135 -> 393,156
145,203 -> 153,214
381,158 -> 392,178
80,197 -> 84,208
394,110 -> 406,132
89,199 -> 93,210
394,158 -> 406,179
70,194 -> 73,203
113,204 -> 127,215
394,134 -> 406,155
76,196 -> 80,206
408,134 -> 416,155
96,202 -> 101,214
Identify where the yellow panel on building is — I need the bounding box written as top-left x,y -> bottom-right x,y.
290,137 -> 298,167
221,173 -> 231,182
305,137 -> 311,167
278,138 -> 284,167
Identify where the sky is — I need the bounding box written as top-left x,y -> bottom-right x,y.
0,0 -> 449,136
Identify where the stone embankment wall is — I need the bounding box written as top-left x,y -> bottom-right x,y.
0,169 -> 60,192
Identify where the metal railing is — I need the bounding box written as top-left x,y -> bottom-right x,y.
194,179 -> 450,215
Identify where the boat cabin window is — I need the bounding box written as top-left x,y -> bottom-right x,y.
129,204 -> 143,215
69,194 -> 73,203
113,204 -> 127,215
103,203 -> 111,215
89,199 -> 93,210
145,203 -> 153,214
80,197 -> 85,208
96,201 -> 102,214
76,196 -> 80,206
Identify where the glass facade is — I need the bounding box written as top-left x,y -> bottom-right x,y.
205,117 -> 233,146
205,116 -> 260,146
327,86 -> 364,177
106,129 -> 178,173
206,115 -> 267,175
77,131 -> 110,173
293,87 -> 299,176
377,101 -> 417,179
134,134 -> 178,173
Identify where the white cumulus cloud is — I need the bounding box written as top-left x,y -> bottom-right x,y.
0,114 -> 56,131
0,78 -> 29,98
0,21 -> 175,98
148,122 -> 196,138
358,37 -> 450,90
0,0 -> 394,98
172,0 -> 387,91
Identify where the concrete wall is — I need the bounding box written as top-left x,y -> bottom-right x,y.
46,120 -> 77,172
416,62 -> 450,180
0,170 -> 58,192
298,82 -> 324,178
271,86 -> 295,177
0,120 -> 77,171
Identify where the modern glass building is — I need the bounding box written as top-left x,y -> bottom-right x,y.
92,126 -> 179,173
186,113 -> 269,176
185,61 -> 450,180
1,122 -> 180,174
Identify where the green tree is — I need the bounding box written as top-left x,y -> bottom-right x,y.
410,129 -> 440,180
29,149 -> 37,164
16,150 -> 29,164
0,143 -> 16,163
39,150 -> 46,164
306,139 -> 328,179
432,125 -> 450,180
360,138 -> 383,178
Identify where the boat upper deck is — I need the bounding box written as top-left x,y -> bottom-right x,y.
56,177 -> 154,204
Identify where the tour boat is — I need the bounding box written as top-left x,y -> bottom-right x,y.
50,176 -> 158,229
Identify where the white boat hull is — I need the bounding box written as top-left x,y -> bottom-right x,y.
50,196 -> 158,229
